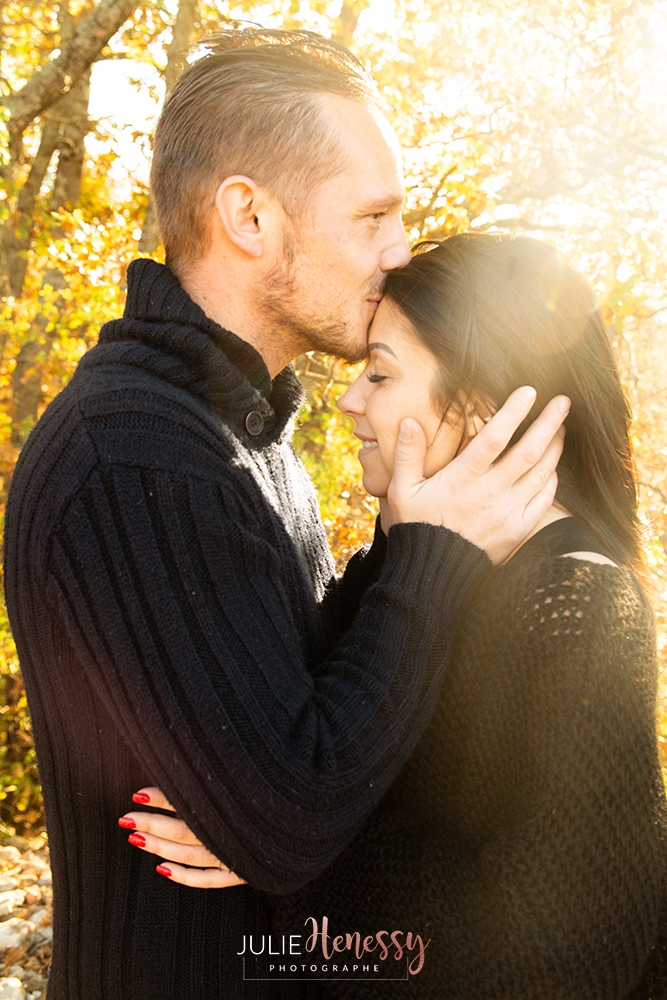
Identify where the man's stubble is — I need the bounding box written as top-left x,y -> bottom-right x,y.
259,228 -> 375,366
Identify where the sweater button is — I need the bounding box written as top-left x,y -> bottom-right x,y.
245,410 -> 265,436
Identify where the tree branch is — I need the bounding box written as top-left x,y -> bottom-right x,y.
6,0 -> 146,137
402,166 -> 458,226
93,50 -> 132,61
638,481 -> 667,506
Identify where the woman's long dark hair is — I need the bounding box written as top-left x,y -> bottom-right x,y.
384,232 -> 642,573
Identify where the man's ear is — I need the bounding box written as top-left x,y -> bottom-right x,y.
214,176 -> 275,259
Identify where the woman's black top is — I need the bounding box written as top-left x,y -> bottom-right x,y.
276,518 -> 667,999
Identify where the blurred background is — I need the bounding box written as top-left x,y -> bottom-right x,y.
0,0 -> 666,835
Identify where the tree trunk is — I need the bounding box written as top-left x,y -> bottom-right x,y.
139,0 -> 198,254
8,3 -> 96,442
332,0 -> 370,48
0,0 -> 141,296
49,67 -> 92,210
0,119 -> 59,298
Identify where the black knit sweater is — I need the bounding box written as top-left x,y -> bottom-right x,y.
276,519 -> 667,999
3,259 -> 488,1000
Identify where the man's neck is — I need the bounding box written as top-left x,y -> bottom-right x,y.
178,265 -> 298,379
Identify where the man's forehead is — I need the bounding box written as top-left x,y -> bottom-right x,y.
318,93 -> 403,165
310,93 -> 406,212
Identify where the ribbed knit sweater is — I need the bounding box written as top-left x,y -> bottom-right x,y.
276,519 -> 667,999
3,259 -> 488,1000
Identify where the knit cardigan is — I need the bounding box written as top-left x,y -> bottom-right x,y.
276,519 -> 667,999
3,259 -> 488,1000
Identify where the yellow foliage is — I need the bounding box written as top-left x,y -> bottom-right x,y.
0,0 -> 666,827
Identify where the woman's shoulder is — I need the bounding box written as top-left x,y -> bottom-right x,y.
472,518 -> 650,629
439,550 -> 659,792
460,547 -> 657,706
508,546 -> 647,619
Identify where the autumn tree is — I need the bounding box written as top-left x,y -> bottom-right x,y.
0,0 -> 666,829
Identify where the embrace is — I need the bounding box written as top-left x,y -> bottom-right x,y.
5,28 -> 667,1000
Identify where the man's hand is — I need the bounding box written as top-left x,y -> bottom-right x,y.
119,788 -> 244,889
387,387 -> 569,565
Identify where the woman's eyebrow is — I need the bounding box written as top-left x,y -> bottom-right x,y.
367,342 -> 397,358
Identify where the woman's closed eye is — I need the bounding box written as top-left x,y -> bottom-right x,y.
366,372 -> 388,384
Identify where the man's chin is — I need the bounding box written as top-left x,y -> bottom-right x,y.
303,326 -> 369,364
333,325 -> 372,365
338,343 -> 369,365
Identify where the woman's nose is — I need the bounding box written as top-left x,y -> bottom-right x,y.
338,377 -> 366,418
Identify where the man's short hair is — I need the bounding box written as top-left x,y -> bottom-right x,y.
150,29 -> 382,275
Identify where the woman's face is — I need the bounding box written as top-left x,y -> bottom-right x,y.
338,298 -> 470,498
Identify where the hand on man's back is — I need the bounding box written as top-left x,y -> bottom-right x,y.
387,386 -> 570,565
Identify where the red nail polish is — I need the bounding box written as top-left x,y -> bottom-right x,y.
132,792 -> 151,804
156,865 -> 172,877
118,817 -> 136,830
128,833 -> 146,847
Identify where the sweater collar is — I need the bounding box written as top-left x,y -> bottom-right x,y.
94,258 -> 304,445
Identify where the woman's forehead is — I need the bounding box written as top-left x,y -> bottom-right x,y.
366,299 -> 426,360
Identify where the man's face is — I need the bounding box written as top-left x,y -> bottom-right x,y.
261,94 -> 411,363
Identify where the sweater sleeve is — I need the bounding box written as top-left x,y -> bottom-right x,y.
284,560 -> 666,997
45,463 -> 488,894
318,516 -> 388,637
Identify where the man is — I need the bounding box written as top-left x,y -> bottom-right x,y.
3,29 -> 566,1000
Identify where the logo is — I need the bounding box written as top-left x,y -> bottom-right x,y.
239,915 -> 431,981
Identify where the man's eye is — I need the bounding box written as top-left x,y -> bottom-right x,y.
366,373 -> 387,383
369,212 -> 386,222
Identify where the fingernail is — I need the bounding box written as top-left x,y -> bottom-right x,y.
128,833 -> 146,847
118,817 -> 136,830
558,396 -> 571,415
132,792 -> 151,804
156,865 -> 172,878
399,419 -> 413,442
520,386 -> 537,404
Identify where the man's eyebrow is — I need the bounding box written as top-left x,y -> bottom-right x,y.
359,194 -> 404,213
367,342 -> 397,357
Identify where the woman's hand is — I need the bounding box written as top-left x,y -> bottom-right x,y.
118,787 -> 246,889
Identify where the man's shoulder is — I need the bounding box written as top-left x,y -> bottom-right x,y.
51,342 -> 242,457
8,347 -> 248,534
78,353 -> 237,468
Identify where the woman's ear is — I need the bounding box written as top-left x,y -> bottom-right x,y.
214,176 -> 275,259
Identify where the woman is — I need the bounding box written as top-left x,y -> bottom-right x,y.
120,233 -> 667,997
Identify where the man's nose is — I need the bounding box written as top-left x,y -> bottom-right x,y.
380,220 -> 411,272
